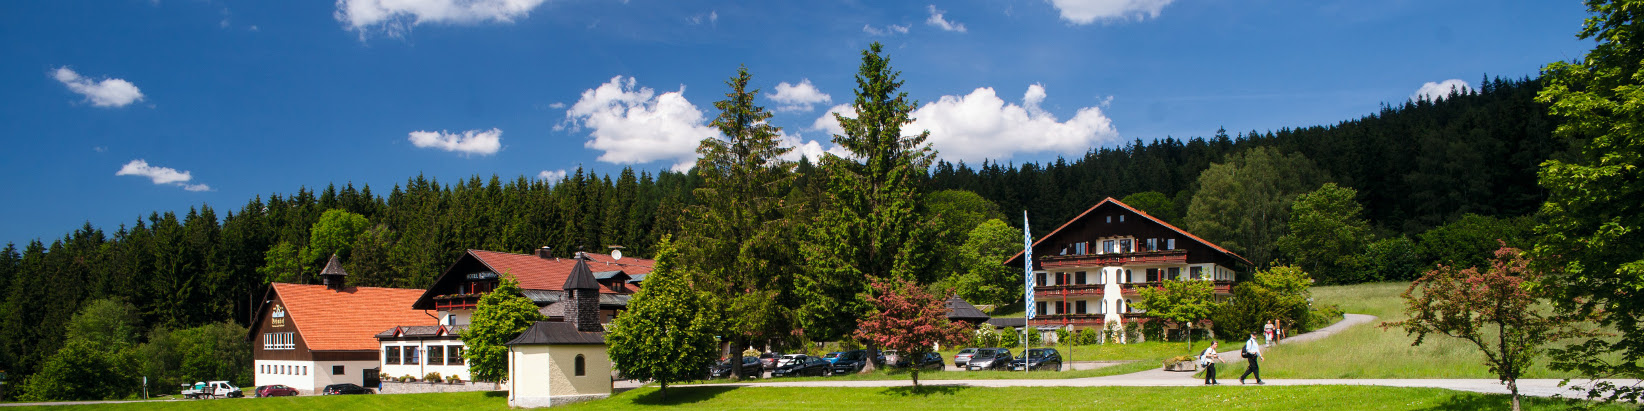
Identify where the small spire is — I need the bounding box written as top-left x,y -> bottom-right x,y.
320,254 -> 347,276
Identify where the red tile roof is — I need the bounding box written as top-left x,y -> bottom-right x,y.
272,283 -> 438,351
1004,197 -> 1252,267
468,250 -> 653,294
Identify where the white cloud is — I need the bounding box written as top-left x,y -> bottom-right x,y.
561,76 -> 718,171
908,84 -> 1120,162
334,0 -> 548,38
1047,0 -> 1174,24
769,79 -> 832,112
537,169 -> 567,184
52,67 -> 145,108
1412,79 -> 1472,101
776,130 -> 851,163
408,128 -> 503,155
926,5 -> 966,32
116,159 -> 211,191
862,23 -> 910,36
687,10 -> 717,25
811,104 -> 857,137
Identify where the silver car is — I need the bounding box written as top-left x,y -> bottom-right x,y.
954,348 -> 978,368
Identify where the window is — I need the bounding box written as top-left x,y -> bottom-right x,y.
1075,271 -> 1087,284
263,333 -> 272,350
448,346 -> 465,365
333,365 -> 345,375
1147,238 -> 1158,251
1146,268 -> 1159,282
1168,267 -> 1181,280
406,346 -> 420,365
1036,301 -> 1047,316
1125,299 -> 1135,313
1105,216 -> 1112,223
429,344 -> 445,365
1076,242 -> 1087,255
1190,266 -> 1204,280
1076,300 -> 1087,314
444,314 -> 457,326
1119,214 -> 1125,222
1035,272 -> 1046,286
574,355 -> 587,376
1119,239 -> 1132,253
1167,238 -> 1176,250
386,346 -> 402,365
1125,269 -> 1133,283
1102,240 -> 1115,254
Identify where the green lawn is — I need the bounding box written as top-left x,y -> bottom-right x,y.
694,361 -> 1156,384
1216,282 -> 1588,379
563,385 -> 1625,410
34,386 -> 1624,410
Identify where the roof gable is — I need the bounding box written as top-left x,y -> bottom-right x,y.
267,283 -> 437,351
1004,197 -> 1251,267
416,250 -> 656,309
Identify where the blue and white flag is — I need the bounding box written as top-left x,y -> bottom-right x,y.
1023,210 -> 1035,320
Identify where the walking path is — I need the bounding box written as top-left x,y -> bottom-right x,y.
691,313 -> 1636,399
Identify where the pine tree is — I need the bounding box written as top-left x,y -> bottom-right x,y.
799,43 -> 940,373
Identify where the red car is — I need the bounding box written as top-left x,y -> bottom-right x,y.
255,384 -> 299,397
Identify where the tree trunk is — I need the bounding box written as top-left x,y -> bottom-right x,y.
912,369 -> 919,387
1507,379 -> 1520,411
660,380 -> 668,401
732,336 -> 746,380
862,343 -> 879,374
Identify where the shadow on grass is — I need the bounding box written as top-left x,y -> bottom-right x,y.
1414,392 -> 1603,411
878,385 -> 972,397
628,385 -> 740,405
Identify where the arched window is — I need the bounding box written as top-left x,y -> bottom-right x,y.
574,354 -> 586,376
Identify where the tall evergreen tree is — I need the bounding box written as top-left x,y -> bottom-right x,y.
683,66 -> 797,379
799,43 -> 939,373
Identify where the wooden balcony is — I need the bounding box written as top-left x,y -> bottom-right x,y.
1032,280 -> 1234,298
1026,313 -> 1152,327
1039,249 -> 1189,269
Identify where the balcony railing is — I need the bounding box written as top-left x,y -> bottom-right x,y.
1039,249 -> 1189,269
1032,280 -> 1234,296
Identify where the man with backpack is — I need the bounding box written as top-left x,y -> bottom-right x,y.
1240,331 -> 1264,384
1200,341 -> 1222,385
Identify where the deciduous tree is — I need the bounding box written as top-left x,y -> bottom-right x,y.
461,274 -> 543,384
952,219 -> 1020,307
608,237 -> 720,399
1133,278 -> 1217,350
1185,147 -> 1329,268
854,278 -> 971,386
1534,1 -> 1644,402
1276,183 -> 1371,284
1382,245 -> 1578,411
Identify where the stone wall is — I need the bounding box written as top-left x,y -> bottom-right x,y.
378,380 -> 499,395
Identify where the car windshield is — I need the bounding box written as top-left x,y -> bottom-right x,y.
973,350 -> 996,359
824,353 -> 839,358
1030,350 -> 1053,358
959,348 -> 976,354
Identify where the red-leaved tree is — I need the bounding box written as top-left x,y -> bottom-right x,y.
854,278 -> 973,386
1381,244 -> 1583,411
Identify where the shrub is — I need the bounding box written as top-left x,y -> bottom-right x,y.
1306,304 -> 1345,332
1163,355 -> 1195,367
1055,328 -> 1072,345
1076,328 -> 1101,345
399,375 -> 416,383
445,374 -> 463,384
423,372 -> 442,382
379,372 -> 391,382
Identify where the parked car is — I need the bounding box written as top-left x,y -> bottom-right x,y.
710,356 -> 763,379
182,380 -> 243,399
758,351 -> 786,370
965,348 -> 1014,371
771,356 -> 830,377
776,354 -> 810,368
1009,348 -> 1064,371
881,350 -> 901,366
953,348 -> 978,368
322,383 -> 373,395
896,352 -> 946,370
822,351 -> 843,364
829,350 -> 872,375
254,384 -> 299,398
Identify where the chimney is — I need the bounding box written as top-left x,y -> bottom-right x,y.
536,246 -> 552,260
561,253 -> 603,332
320,254 -> 348,291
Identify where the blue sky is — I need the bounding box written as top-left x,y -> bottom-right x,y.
0,0 -> 1593,244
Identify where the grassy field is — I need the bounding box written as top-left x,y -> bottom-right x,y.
567,385 -> 1624,410
696,361 -> 1156,384
1207,282 -> 1586,379
24,386 -> 1624,410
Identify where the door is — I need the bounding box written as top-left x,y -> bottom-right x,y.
364,368 -> 380,388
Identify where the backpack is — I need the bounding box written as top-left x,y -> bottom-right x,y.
1240,346 -> 1252,358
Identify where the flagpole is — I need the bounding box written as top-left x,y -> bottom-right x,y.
1023,210 -> 1033,374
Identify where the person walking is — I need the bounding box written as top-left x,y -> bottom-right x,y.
1263,321 -> 1275,347
1200,341 -> 1222,385
1240,331 -> 1264,384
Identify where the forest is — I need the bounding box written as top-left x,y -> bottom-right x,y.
0,74 -> 1565,399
